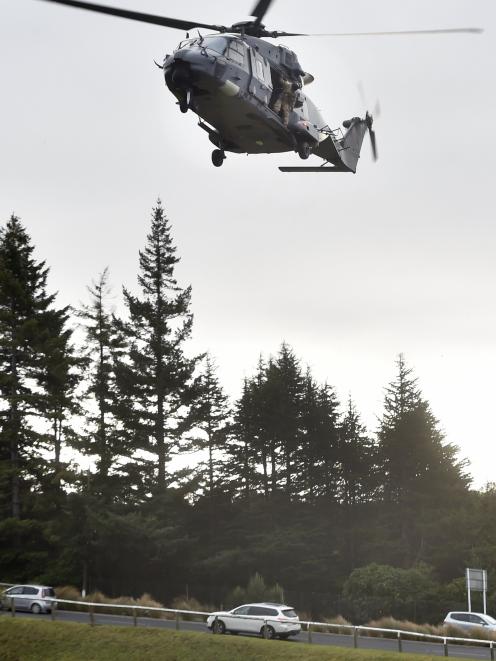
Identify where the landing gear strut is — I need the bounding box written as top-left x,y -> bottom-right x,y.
211,149 -> 225,167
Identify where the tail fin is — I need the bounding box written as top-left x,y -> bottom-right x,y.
314,115 -> 371,173
339,117 -> 369,173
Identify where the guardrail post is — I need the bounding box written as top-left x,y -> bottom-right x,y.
443,637 -> 448,657
263,618 -> 268,639
175,611 -> 180,630
397,631 -> 402,652
89,605 -> 95,626
10,597 -> 15,617
490,641 -> 494,661
353,627 -> 358,648
133,608 -> 137,627
51,601 -> 57,621
307,623 -> 313,644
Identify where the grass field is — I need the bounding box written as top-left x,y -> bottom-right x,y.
0,618 -> 461,661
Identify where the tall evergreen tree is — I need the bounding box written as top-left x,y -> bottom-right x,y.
190,354 -> 230,498
376,354 -> 470,564
338,397 -> 377,506
0,215 -> 74,517
78,268 -> 126,499
378,354 -> 469,505
114,201 -> 199,493
298,372 -> 341,501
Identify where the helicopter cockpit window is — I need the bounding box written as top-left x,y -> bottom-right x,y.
202,36 -> 229,56
227,40 -> 247,68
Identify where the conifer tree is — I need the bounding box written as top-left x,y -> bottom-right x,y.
377,354 -> 468,505
114,201 -> 199,492
338,397 -> 377,506
0,215 -> 75,517
298,371 -> 340,501
190,354 -> 230,498
228,374 -> 263,498
78,268 -> 126,499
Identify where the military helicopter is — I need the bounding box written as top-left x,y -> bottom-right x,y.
39,0 -> 481,172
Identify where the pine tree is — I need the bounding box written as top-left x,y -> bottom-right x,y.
114,201 -> 199,493
298,372 -> 340,501
228,374 -> 263,498
0,214 -> 74,517
378,355 -> 468,505
377,354 -> 470,564
190,354 -> 230,498
260,343 -> 303,497
78,268 -> 126,499
339,397 -> 377,506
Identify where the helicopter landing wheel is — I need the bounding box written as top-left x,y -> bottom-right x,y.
211,149 -> 225,167
298,141 -> 312,160
179,89 -> 191,114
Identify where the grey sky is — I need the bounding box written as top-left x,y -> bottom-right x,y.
1,0 -> 495,486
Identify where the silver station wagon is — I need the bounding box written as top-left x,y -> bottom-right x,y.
0,584 -> 56,614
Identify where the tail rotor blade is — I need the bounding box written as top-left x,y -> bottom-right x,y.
369,128 -> 378,161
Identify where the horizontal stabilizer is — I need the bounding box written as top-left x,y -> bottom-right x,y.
279,166 -> 345,172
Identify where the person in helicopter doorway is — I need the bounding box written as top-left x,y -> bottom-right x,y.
271,71 -> 293,126
271,66 -> 303,128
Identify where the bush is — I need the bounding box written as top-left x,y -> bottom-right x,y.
169,596 -> 213,620
224,573 -> 284,609
362,616 -> 496,643
53,586 -> 167,618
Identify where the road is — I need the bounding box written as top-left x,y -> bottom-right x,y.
0,608 -> 492,659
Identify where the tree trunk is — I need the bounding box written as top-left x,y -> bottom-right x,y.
10,349 -> 20,519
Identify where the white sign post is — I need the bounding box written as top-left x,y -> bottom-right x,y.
466,568 -> 487,613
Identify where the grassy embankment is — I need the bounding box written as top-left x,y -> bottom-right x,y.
0,618 -> 470,661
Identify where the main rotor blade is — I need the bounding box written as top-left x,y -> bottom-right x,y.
251,0 -> 273,25
285,27 -> 482,37
38,0 -> 226,32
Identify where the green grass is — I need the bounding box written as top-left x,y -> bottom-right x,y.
0,618 -> 462,661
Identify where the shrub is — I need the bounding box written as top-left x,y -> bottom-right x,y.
224,573 -> 284,609
169,596 -> 212,621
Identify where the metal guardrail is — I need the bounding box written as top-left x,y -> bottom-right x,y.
3,595 -> 496,658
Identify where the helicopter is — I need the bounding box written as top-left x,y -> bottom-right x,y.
39,0 -> 481,172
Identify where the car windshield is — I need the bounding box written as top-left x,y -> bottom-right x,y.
282,608 -> 297,618
42,588 -> 55,597
485,615 -> 496,625
202,36 -> 228,55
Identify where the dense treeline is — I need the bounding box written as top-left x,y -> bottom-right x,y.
0,203 -> 495,623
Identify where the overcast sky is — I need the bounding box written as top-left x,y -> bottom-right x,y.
1,0 -> 495,487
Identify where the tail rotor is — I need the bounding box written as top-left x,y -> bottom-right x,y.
365,111 -> 378,161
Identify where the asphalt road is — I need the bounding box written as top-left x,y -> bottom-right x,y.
1,608 -> 493,659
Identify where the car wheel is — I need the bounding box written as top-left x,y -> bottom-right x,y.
261,624 -> 275,639
31,603 -> 42,615
213,619 -> 226,634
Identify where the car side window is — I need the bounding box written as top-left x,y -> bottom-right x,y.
6,587 -> 23,595
248,606 -> 277,616
248,606 -> 264,616
22,587 -> 38,595
470,615 -> 485,624
232,606 -> 250,615
452,613 -> 469,622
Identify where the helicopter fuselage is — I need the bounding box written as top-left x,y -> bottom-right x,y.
163,34 -> 324,155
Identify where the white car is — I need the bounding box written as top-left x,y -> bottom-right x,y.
206,602 -> 301,640
444,611 -> 496,631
